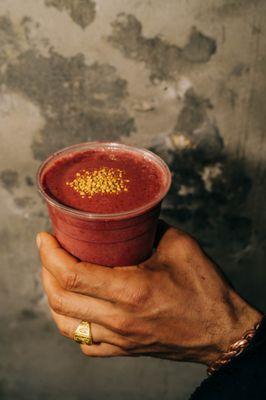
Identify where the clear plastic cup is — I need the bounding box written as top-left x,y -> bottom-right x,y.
37,142 -> 171,266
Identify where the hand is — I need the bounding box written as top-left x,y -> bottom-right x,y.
37,225 -> 262,365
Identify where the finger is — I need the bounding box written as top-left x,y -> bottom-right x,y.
41,266 -> 128,331
37,231 -> 141,303
50,309 -> 129,349
80,343 -> 129,357
37,231 -> 79,267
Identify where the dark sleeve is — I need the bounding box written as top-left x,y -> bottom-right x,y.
190,316 -> 266,400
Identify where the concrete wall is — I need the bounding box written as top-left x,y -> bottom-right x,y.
0,1 -> 265,399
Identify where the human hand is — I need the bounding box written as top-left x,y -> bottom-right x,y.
37,225 -> 262,365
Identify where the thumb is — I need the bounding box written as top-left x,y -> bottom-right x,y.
36,231 -> 60,251
36,231 -> 78,268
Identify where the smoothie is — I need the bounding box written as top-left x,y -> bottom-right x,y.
42,148 -> 164,213
38,142 -> 171,266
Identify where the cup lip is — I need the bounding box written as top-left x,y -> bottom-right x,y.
36,141 -> 172,220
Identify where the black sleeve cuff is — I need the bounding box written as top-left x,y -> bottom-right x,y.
190,315 -> 266,400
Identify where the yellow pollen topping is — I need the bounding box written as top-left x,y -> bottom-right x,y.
66,167 -> 130,198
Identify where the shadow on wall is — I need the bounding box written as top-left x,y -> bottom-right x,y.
151,89 -> 251,254
151,155 -> 266,315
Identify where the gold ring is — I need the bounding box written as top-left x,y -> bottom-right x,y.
73,321 -> 93,345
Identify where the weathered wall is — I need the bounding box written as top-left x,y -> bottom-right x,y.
0,1 -> 265,399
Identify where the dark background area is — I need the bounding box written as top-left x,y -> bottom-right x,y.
0,0 -> 265,399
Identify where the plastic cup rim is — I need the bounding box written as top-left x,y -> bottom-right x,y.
36,141 -> 172,220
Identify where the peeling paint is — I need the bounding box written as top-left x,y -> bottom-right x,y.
176,77 -> 192,99
108,14 -> 216,82
0,16 -> 20,67
171,134 -> 192,150
14,196 -> 36,208
149,85 -> 252,253
178,184 -> 196,196
0,169 -> 19,192
156,140 -> 253,253
200,163 -> 223,192
0,26 -> 135,160
231,63 -> 250,77
25,176 -> 34,186
174,89 -> 223,161
133,98 -> 156,112
0,15 -> 50,71
215,0 -> 263,17
45,0 -> 96,29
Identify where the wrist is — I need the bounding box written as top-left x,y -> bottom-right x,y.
205,292 -> 263,366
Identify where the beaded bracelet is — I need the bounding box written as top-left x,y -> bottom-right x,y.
207,320 -> 262,375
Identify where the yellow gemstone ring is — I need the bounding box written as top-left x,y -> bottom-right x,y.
73,321 -> 93,345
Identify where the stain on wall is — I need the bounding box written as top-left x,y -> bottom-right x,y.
0,16 -> 21,64
45,0 -> 96,29
3,49 -> 135,160
0,169 -> 19,192
214,0 -> 263,17
14,196 -> 36,208
173,89 -> 223,160
108,14 -> 216,82
0,16 -> 135,161
0,15 -> 135,161
148,86 -> 252,255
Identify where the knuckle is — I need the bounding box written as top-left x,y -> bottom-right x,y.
157,227 -> 199,259
49,292 -> 64,314
61,271 -> 80,291
171,230 -> 198,253
58,325 -> 68,337
112,336 -> 128,349
129,280 -> 151,308
112,316 -> 133,335
40,249 -> 49,268
121,338 -> 138,351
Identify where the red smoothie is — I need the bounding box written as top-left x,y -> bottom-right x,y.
38,142 -> 171,266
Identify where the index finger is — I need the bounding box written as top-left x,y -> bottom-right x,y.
37,232 -> 140,303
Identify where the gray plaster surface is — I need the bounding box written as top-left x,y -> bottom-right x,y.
0,0 -> 265,399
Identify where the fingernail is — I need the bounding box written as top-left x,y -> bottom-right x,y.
36,234 -> 41,249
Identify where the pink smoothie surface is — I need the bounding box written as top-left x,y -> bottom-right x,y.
42,148 -> 166,214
